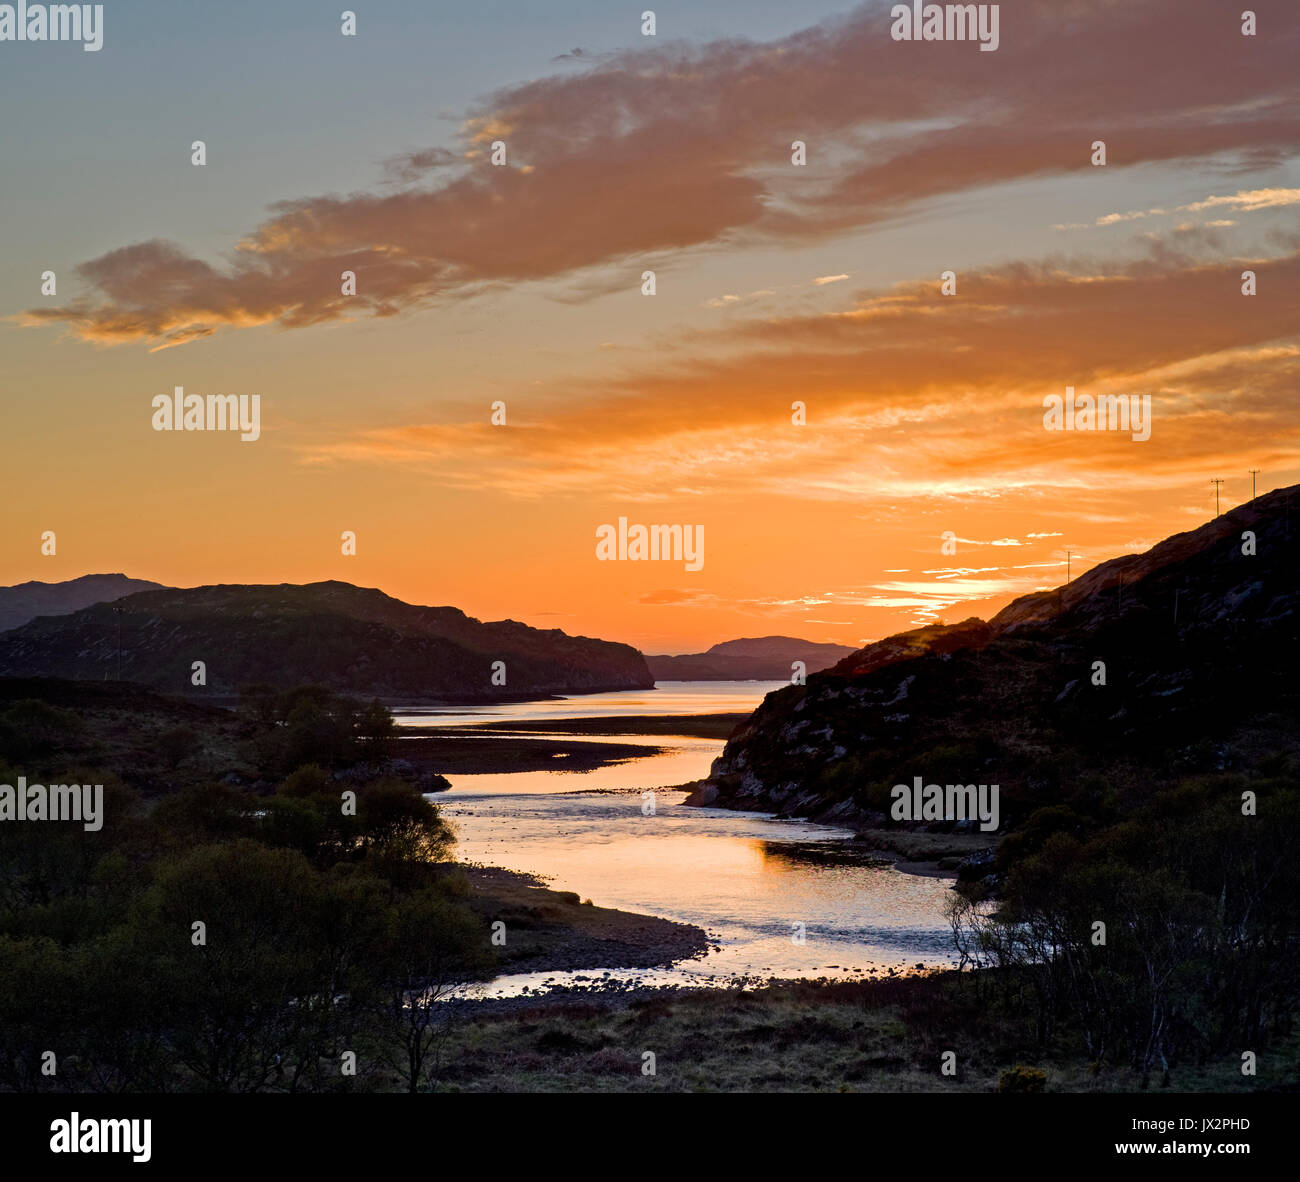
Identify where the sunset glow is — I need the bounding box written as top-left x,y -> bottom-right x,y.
4,0 -> 1297,653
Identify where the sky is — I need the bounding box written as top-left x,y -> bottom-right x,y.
2,0 -> 1298,654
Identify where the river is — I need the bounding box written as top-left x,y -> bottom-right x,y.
392,681 -> 957,996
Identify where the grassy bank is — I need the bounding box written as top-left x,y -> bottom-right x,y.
430,973 -> 1300,1093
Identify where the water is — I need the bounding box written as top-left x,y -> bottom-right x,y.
392,682 -> 958,996
394,680 -> 788,729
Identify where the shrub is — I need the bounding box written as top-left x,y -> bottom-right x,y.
998,1065 -> 1047,1093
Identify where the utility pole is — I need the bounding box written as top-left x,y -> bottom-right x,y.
1066,551 -> 1072,583
1248,469 -> 1260,500
1210,478 -> 1225,517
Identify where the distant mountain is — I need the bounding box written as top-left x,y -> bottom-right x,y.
0,574 -> 165,633
0,580 -> 652,700
647,635 -> 855,681
690,485 -> 1300,826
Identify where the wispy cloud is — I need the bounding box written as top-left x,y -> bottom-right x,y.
1055,187 -> 1300,231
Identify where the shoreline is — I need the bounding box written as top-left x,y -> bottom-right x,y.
459,713 -> 748,739
453,834 -> 967,1012
393,711 -> 746,776
398,732 -> 668,775
681,784 -> 999,882
457,863 -> 712,978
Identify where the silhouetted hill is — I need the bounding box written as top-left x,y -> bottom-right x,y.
0,581 -> 652,700
647,635 -> 854,681
0,573 -> 164,632
690,485 -> 1300,827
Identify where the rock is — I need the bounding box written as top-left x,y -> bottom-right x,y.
682,782 -> 718,806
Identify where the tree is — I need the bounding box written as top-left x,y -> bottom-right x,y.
356,699 -> 396,761
373,889 -> 492,1093
127,840 -> 353,1092
350,780 -> 455,887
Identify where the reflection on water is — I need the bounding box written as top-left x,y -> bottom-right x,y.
426,735 -> 722,795
394,680 -> 787,728
392,683 -> 958,995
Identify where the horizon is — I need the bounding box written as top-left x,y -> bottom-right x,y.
5,476 -> 1289,656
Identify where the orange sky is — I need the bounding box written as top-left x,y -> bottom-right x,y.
3,1 -> 1299,653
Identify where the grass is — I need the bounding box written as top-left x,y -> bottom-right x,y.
429,973 -> 1300,1093
851,827 -> 996,863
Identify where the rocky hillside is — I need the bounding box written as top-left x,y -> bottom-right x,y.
689,485 -> 1300,828
0,573 -> 164,632
647,635 -> 854,681
0,581 -> 652,700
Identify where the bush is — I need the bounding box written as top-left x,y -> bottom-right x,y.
998,1065 -> 1047,1093
157,724 -> 198,769
0,700 -> 82,760
278,763 -> 334,798
244,687 -> 396,775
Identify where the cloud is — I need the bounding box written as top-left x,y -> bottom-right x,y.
1057,187 -> 1300,231
21,0 -> 1300,348
814,574 -> 1042,626
638,589 -> 714,606
949,537 -> 1026,547
1183,187 -> 1300,213
382,147 -> 465,184
298,243 -> 1300,503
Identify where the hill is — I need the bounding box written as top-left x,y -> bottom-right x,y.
647,635 -> 854,681
0,580 -> 652,700
690,485 -> 1300,828
0,573 -> 164,632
